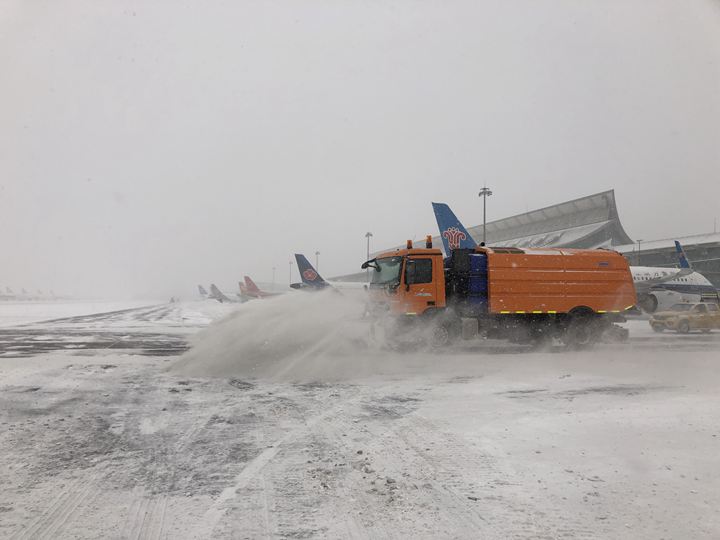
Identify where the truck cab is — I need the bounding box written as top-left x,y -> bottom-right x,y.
363,246 -> 446,317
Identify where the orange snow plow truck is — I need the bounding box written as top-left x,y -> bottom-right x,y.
362,239 -> 637,348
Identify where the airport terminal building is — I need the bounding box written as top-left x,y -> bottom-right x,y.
454,190 -> 633,249
338,190 -> 720,288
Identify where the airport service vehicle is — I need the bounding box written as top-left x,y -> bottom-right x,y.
649,302 -> 720,334
363,238 -> 636,348
432,203 -> 718,314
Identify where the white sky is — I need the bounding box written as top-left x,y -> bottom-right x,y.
1,0 -> 719,298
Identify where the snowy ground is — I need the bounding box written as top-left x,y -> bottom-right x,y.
0,300 -> 156,328
1,299 -> 719,539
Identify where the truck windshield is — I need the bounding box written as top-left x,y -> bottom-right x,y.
371,256 -> 403,286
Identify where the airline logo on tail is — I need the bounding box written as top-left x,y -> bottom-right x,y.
302,268 -> 318,281
292,254 -> 328,289
431,202 -> 478,254
442,227 -> 468,250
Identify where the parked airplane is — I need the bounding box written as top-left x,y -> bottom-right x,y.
0,287 -> 55,301
198,285 -> 209,299
206,277 -> 283,304
209,284 -> 240,303
632,241 -> 719,312
291,254 -> 367,291
432,202 -> 719,313
239,276 -> 283,300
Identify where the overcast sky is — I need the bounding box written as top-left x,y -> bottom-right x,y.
1,0 -> 719,298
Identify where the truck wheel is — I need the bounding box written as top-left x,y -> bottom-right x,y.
677,320 -> 690,334
563,317 -> 598,349
430,324 -> 451,348
429,319 -> 459,349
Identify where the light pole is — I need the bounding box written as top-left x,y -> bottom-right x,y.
478,186 -> 493,245
636,239 -> 643,266
272,266 -> 276,289
365,232 -> 373,282
315,251 -> 320,271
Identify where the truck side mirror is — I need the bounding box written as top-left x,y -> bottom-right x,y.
361,259 -> 379,271
405,260 -> 415,291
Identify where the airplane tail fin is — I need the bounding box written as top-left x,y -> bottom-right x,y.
198,285 -> 208,297
209,284 -> 230,303
243,276 -> 260,293
431,202 -> 478,254
294,254 -> 328,288
674,241 -> 692,270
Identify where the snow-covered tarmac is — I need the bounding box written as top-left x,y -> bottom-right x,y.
1,299 -> 719,539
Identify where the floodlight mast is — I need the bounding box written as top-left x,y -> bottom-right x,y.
478,186 -> 493,245
365,232 -> 373,282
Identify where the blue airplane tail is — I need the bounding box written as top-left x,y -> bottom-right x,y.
431,202 -> 478,254
294,254 -> 329,289
674,241 -> 692,269
198,285 -> 208,297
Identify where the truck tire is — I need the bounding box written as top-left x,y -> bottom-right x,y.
563,311 -> 600,349
677,320 -> 690,334
430,324 -> 451,348
429,319 -> 459,349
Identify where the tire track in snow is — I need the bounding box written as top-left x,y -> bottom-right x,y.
337,412 -> 493,537
189,388 -> 374,538
310,413 -> 391,539
120,383 -> 219,540
11,472 -> 104,540
399,413 -> 606,539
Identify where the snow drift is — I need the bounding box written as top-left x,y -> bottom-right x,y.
170,290 -> 372,380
